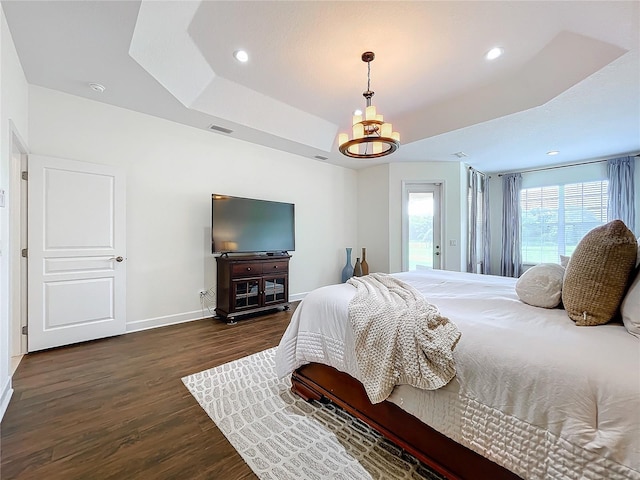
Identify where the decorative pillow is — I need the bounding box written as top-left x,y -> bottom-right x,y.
516,263 -> 565,308
621,267 -> 640,338
562,220 -> 638,326
560,255 -> 571,268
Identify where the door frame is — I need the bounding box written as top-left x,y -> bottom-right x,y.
9,121 -> 28,358
401,181 -> 444,271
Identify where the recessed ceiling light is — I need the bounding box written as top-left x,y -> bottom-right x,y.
353,109 -> 363,116
233,50 -> 249,63
452,151 -> 468,158
89,82 -> 105,93
547,150 -> 560,156
485,47 -> 504,61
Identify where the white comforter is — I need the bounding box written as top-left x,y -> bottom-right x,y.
275,269 -> 640,480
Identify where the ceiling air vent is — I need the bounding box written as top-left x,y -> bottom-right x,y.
314,155 -> 328,160
208,124 -> 233,134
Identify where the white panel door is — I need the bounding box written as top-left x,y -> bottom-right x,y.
28,155 -> 126,352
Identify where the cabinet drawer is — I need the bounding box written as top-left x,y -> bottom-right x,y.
262,261 -> 288,274
231,262 -> 263,276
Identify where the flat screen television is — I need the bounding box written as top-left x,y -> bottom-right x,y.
211,194 -> 295,254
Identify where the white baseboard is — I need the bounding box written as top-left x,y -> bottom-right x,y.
0,376 -> 14,422
11,355 -> 23,376
289,292 -> 307,302
126,310 -> 208,333
126,295 -> 309,334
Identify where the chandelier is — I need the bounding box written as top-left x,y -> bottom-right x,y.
338,52 -> 400,159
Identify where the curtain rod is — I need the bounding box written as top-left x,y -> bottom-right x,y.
497,153 -> 639,177
467,165 -> 488,176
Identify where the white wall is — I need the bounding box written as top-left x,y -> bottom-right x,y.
357,161 -> 464,274
357,163 -> 390,273
0,6 -> 29,420
488,157 -> 640,274
28,86 -> 358,331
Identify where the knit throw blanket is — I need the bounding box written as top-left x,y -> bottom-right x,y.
347,273 -> 462,404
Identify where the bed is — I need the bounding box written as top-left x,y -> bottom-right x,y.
274,268 -> 640,480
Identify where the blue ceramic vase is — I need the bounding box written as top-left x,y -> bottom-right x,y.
341,248 -> 354,282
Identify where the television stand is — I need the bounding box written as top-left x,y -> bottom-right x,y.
215,254 -> 291,324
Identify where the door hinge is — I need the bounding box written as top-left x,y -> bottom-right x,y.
22,325 -> 28,335
21,248 -> 28,258
21,171 -> 28,181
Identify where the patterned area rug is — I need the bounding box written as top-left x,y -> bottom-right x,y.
182,348 -> 444,480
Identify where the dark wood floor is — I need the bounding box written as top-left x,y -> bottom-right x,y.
1,307 -> 295,480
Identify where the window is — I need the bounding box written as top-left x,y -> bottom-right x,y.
520,180 -> 608,264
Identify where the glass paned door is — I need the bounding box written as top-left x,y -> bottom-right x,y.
232,279 -> 260,310
402,183 -> 442,271
263,276 -> 287,305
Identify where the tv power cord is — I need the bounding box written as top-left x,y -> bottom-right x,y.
199,288 -> 217,319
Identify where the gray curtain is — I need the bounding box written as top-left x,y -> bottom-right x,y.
467,170 -> 478,273
607,156 -> 635,232
482,176 -> 491,274
500,173 -> 522,277
467,168 -> 491,274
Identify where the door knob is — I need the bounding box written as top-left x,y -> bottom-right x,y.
110,256 -> 124,262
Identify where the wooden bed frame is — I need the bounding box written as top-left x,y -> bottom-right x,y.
292,363 -> 522,480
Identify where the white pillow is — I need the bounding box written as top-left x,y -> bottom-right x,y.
621,268 -> 640,338
516,263 -> 565,308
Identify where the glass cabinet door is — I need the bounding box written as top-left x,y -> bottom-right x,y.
263,276 -> 287,305
232,278 -> 261,310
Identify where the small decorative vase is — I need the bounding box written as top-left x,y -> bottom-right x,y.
354,257 -> 363,277
361,247 -> 369,275
341,248 -> 354,283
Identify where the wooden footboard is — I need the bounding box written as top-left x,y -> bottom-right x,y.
291,363 -> 521,480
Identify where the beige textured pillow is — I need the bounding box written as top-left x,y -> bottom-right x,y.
516,263 -> 565,308
562,220 -> 638,326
